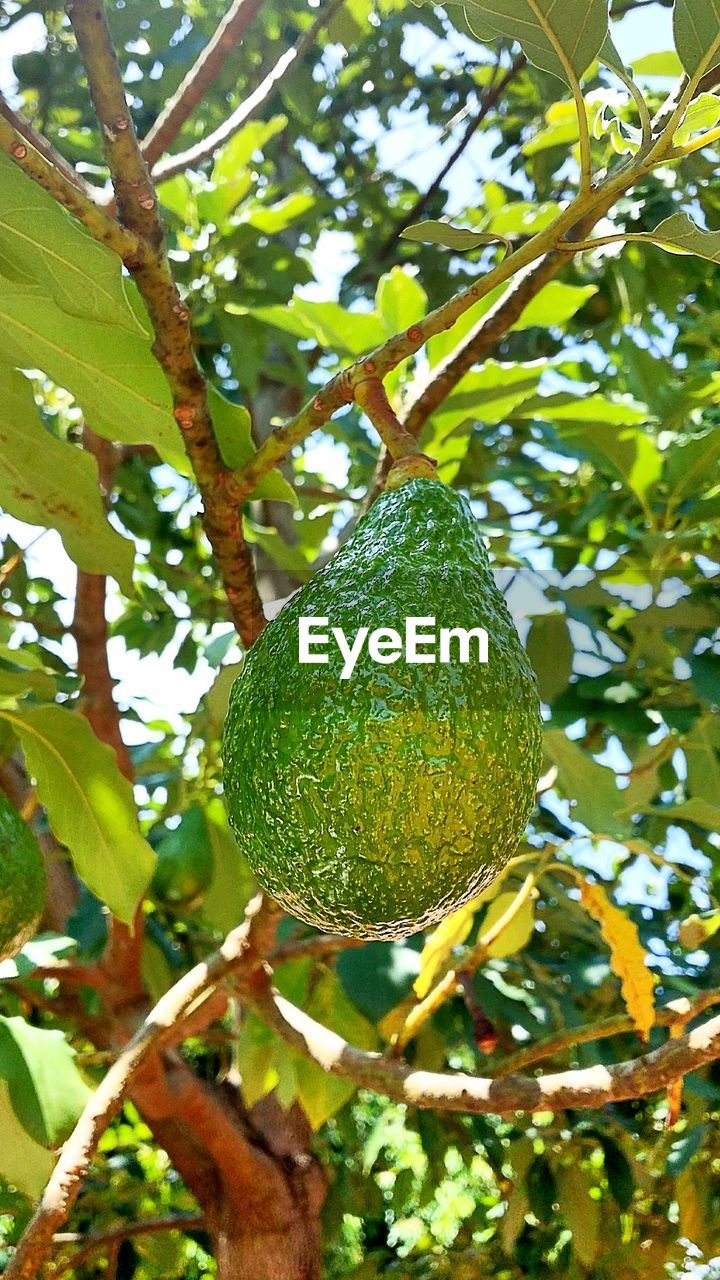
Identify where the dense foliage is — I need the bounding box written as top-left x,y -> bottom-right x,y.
0,0 -> 719,1275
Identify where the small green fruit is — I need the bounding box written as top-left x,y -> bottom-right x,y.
223,478 -> 542,940
151,806 -> 214,911
0,793 -> 47,962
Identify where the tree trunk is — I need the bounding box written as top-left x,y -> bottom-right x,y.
213,1211 -> 323,1280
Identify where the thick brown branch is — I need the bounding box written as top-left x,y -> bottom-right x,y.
140,0 -> 265,169
152,0 -> 343,183
4,894 -> 280,1280
66,0 -> 265,645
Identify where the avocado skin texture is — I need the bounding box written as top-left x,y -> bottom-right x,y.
223,478 -> 542,940
0,792 -> 47,962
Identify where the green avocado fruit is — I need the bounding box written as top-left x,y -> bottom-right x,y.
151,805 -> 215,911
0,792 -> 47,962
223,477 -> 542,940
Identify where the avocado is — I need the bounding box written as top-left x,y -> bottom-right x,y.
223,478 -> 542,940
0,792 -> 47,962
151,805 -> 214,911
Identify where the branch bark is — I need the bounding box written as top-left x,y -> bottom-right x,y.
54,1214 -> 206,1276
66,0 -> 265,646
140,0 -> 265,169
244,978 -> 720,1117
3,893 -> 280,1280
0,98 -> 138,262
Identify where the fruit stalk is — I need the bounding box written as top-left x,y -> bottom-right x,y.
354,378 -> 437,486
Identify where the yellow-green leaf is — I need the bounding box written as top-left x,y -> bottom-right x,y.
0,1080 -> 53,1200
414,901 -> 478,998
480,891 -> 535,959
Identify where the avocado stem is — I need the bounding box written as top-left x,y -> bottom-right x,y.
354,378 -> 437,487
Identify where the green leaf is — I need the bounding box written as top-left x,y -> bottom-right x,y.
240,193 -> 316,234
0,151 -> 145,334
631,51 -> 683,77
524,100 -> 581,155
461,0 -> 609,84
0,705 -> 155,924
553,420 -> 661,508
0,285 -> 182,468
0,1016 -> 91,1147
421,360 -> 545,480
400,220 -> 511,254
673,0 -> 720,80
684,715 -> 720,803
666,429 -> 720,503
526,1155 -> 556,1222
203,116 -> 288,223
666,1125 -> 707,1175
674,93 -> 720,145
375,266 -> 427,335
243,296 -> 387,356
691,650 -> 720,708
208,384 -> 297,506
201,797 -> 256,935
638,798 -> 720,831
556,1164 -> 600,1268
0,1081 -> 53,1199
511,282 -> 597,329
294,972 -> 377,1129
544,729 -> 625,836
644,212 -> 720,264
600,1135 -> 634,1209
527,614 -> 573,703
0,364 -> 134,593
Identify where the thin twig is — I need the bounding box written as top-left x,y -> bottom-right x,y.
493,989 -> 720,1078
141,0 -> 265,169
53,1214 -> 206,1276
375,54 -> 526,261
152,0 -> 344,182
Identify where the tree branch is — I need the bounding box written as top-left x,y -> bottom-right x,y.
492,988 -> 720,1079
367,196 -> 623,499
54,1214 -> 206,1276
0,94 -> 98,199
151,0 -> 344,183
3,893 -> 280,1280
66,0 -> 265,646
244,977 -> 720,1117
376,54 -> 526,263
0,99 -> 139,263
140,0 -> 265,170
